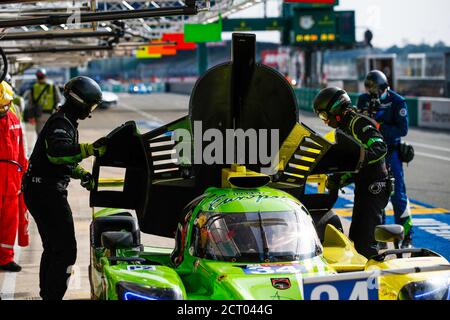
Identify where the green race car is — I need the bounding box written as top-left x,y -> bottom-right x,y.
88,34 -> 449,300
90,180 -> 334,300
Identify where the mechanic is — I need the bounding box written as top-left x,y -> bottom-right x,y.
313,87 -> 390,258
357,70 -> 412,248
22,76 -> 107,300
4,74 -> 30,252
25,68 -> 61,134
0,80 -> 28,272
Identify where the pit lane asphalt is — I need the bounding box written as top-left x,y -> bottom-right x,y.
1,93 -> 449,300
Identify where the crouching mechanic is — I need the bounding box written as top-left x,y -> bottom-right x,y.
313,87 -> 390,258
23,76 -> 107,300
357,70 -> 412,248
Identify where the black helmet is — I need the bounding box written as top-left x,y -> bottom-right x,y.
313,87 -> 352,127
63,76 -> 102,120
364,70 -> 388,95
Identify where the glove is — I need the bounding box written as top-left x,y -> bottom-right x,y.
80,137 -> 108,159
80,172 -> 94,191
72,165 -> 95,191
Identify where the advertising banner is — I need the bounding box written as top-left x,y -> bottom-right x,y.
418,97 -> 450,130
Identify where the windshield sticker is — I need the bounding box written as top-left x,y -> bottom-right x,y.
127,265 -> 156,271
241,264 -> 308,275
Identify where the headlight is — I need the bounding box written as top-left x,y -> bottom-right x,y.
399,277 -> 450,300
116,281 -> 183,300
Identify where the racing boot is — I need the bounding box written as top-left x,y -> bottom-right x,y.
0,261 -> 22,272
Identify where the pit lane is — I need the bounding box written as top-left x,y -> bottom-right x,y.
0,92 -> 449,300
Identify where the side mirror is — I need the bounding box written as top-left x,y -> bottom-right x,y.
101,231 -> 134,254
375,225 -> 404,243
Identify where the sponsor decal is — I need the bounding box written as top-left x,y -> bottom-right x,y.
368,182 -> 383,195
208,194 -> 292,210
399,108 -> 407,117
271,278 -> 291,290
9,124 -> 21,130
127,265 -> 156,271
242,263 -> 308,275
53,129 -> 68,134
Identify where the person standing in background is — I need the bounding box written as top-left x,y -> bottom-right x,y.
25,68 -> 61,134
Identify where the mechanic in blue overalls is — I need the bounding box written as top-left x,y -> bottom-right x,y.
357,70 -> 413,248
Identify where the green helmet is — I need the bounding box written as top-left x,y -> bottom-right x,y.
313,87 -> 352,126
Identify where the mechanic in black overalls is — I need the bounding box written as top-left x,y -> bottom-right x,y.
22,76 -> 107,300
313,87 -> 391,258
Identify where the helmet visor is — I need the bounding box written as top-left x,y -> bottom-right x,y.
318,111 -> 329,121
69,90 -> 100,113
90,103 -> 99,112
364,81 -> 379,95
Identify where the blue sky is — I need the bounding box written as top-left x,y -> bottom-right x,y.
228,0 -> 450,48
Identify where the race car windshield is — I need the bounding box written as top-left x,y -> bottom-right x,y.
192,209 -> 322,262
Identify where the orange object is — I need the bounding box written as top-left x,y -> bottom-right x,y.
136,46 -> 161,59
146,45 -> 177,56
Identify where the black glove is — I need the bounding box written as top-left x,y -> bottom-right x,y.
80,171 -> 94,191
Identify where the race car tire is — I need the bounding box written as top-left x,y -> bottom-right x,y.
91,213 -> 140,248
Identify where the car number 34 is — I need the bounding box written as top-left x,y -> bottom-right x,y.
303,278 -> 379,300
243,265 -> 306,274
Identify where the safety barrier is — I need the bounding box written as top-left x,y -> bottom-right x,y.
292,88 -> 442,129
100,82 -> 166,94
